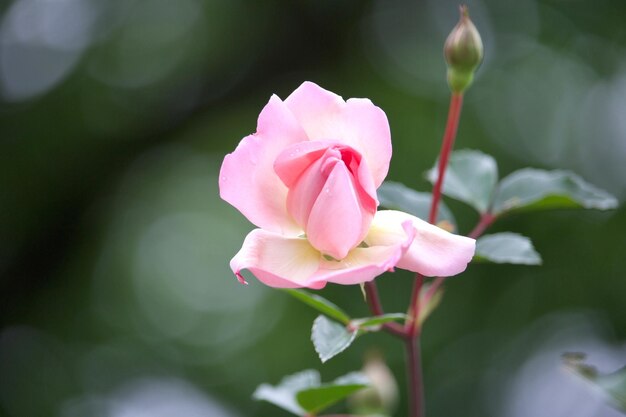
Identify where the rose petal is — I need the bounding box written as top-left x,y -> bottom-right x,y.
276,142 -> 378,238
283,148 -> 338,229
232,220 -> 415,288
306,220 -> 416,286
284,81 -> 392,187
306,161 -> 372,259
274,142 -> 337,229
343,98 -> 392,187
231,219 -> 418,289
230,229 -> 325,289
354,156 -> 378,211
219,95 -> 306,234
273,141 -> 332,188
368,210 -> 476,277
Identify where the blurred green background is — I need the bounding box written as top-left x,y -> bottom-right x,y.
1,0 -> 625,416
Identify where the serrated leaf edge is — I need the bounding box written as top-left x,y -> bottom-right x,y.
311,316 -> 357,363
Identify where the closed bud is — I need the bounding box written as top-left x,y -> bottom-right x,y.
444,5 -> 483,93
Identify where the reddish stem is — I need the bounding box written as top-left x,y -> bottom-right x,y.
364,281 -> 385,316
428,93 -> 464,224
408,92 -> 465,335
405,274 -> 424,338
363,93 -> 472,417
364,281 -> 405,338
406,337 -> 425,417
421,212 -> 496,310
402,212 -> 495,417
403,93 -> 464,417
409,93 -> 463,335
468,212 -> 496,239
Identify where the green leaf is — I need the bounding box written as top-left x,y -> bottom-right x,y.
350,313 -> 407,331
296,372 -> 369,414
492,169 -> 618,215
284,289 -> 351,324
426,150 -> 498,213
475,233 -> 542,265
253,370 -> 369,416
563,353 -> 626,412
253,369 -> 320,416
377,181 -> 457,229
311,315 -> 357,363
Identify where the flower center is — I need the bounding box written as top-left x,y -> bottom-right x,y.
274,141 -> 378,259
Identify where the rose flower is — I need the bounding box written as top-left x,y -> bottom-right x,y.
220,82 -> 475,289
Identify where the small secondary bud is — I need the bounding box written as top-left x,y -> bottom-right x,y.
444,5 -> 484,93
348,351 -> 398,415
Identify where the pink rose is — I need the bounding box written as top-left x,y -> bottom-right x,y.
219,82 -> 475,289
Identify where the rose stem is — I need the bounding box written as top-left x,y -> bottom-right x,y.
428,93 -> 464,225
467,212 -> 496,240
405,212 -> 496,417
364,281 -> 405,337
409,91 -> 465,333
404,92 -> 464,417
406,336 -> 425,417
421,212 -> 496,315
365,92 -> 488,417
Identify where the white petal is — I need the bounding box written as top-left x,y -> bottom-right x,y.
230,229 -> 323,288
369,210 -> 476,277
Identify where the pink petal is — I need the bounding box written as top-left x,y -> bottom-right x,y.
273,141 -> 332,188
284,82 -> 392,187
230,229 -> 325,289
305,221 -> 416,286
343,98 -> 392,187
306,161 -> 372,260
354,156 -> 378,211
219,95 -> 306,234
369,210 -> 476,277
276,143 -> 377,238
231,219 -> 418,289
283,150 -> 331,228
